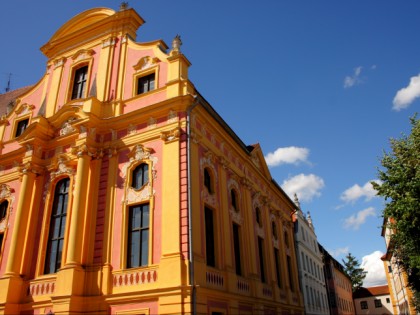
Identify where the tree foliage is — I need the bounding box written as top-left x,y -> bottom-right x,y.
342,252 -> 367,292
372,115 -> 420,310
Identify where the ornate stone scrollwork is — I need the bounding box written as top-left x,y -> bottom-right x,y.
121,145 -> 158,205
167,110 -> 178,123
16,104 -> 35,116
71,49 -> 94,61
0,184 -> 14,200
147,117 -> 157,130
133,56 -> 159,72
59,120 -> 76,136
50,155 -> 75,179
160,128 -> 181,143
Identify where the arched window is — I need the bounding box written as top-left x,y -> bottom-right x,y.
44,178 -> 70,274
132,163 -> 149,189
256,207 -> 262,227
284,231 -> 289,248
0,200 -> 9,221
204,168 -> 213,193
272,221 -> 278,240
231,189 -> 239,211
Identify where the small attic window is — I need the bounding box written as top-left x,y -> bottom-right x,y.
71,65 -> 88,100
15,118 -> 29,137
137,73 -> 155,95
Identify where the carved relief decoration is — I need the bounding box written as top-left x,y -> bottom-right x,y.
50,155 -> 75,179
59,118 -> 76,136
167,110 -> 178,123
147,117 -> 157,129
71,49 -> 95,61
121,144 -> 158,205
133,56 -> 159,72
160,128 -> 180,143
16,104 -> 35,116
0,184 -> 16,230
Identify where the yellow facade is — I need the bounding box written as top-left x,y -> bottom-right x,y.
0,5 -> 304,314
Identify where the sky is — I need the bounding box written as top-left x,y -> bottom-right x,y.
1,1 -> 419,287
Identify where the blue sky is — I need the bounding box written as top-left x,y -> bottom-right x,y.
1,1 -> 419,286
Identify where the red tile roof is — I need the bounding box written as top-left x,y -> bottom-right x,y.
353,285 -> 390,298
0,86 -> 33,116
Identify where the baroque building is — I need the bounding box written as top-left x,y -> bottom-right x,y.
293,195 -> 329,315
0,5 -> 304,315
381,218 -> 417,315
319,245 -> 355,315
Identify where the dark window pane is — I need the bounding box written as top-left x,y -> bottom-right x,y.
233,223 -> 241,275
258,237 -> 265,282
274,248 -> 282,288
127,204 -> 149,268
205,207 -> 215,267
0,200 -> 9,220
137,73 -> 155,94
71,66 -> 88,99
44,178 -> 69,274
15,119 -> 29,137
141,229 -> 149,266
204,168 -> 212,193
132,164 -> 149,189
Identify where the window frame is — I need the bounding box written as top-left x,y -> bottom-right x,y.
232,222 -> 242,276
133,67 -> 159,97
71,65 -> 89,100
205,206 -> 217,268
131,163 -> 149,190
0,199 -> 10,260
374,299 -> 382,308
67,59 -> 92,103
43,177 -> 71,274
13,117 -> 30,138
36,176 -> 73,277
126,203 -> 150,269
204,167 -> 214,194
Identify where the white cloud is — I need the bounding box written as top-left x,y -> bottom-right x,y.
340,180 -> 380,203
329,246 -> 350,258
361,251 -> 387,287
343,207 -> 376,230
344,66 -> 363,88
393,73 -> 420,111
281,173 -> 325,202
265,146 -> 310,167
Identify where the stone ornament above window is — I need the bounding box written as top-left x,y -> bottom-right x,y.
0,184 -> 14,201
121,145 -> 158,205
133,56 -> 159,72
71,49 -> 95,61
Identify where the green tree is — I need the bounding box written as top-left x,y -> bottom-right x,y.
372,115 -> 420,310
342,253 -> 367,292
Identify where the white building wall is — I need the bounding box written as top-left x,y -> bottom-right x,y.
294,205 -> 329,315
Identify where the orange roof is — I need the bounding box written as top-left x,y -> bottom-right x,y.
353,285 -> 390,298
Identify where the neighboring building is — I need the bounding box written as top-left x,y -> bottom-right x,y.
353,285 -> 392,315
319,245 -> 355,315
381,217 -> 417,315
0,5 -> 304,315
293,195 -> 329,315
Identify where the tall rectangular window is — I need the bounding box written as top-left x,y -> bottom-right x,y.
127,204 -> 149,268
258,237 -> 266,283
15,118 -> 29,137
287,255 -> 295,291
274,248 -> 282,288
205,207 -> 216,267
71,65 -> 88,100
44,178 -> 70,274
137,73 -> 155,94
232,223 -> 242,275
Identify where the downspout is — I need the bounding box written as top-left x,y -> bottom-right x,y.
187,94 -> 201,315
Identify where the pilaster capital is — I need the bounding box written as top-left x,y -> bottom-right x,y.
19,162 -> 44,177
